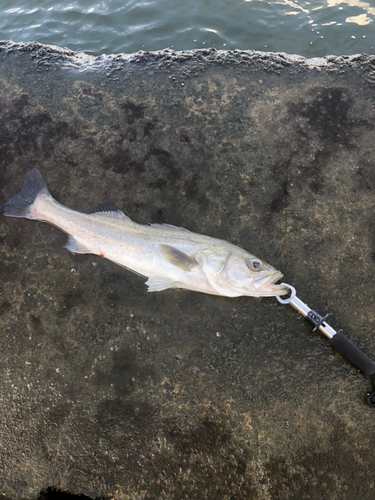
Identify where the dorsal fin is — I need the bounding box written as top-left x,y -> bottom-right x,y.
91,202 -> 130,220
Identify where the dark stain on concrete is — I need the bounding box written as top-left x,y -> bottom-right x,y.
287,86 -> 374,194
153,416 -> 258,500
262,417 -> 374,500
184,172 -> 210,212
367,219 -> 375,263
59,289 -> 86,315
179,129 -> 191,143
168,417 -> 232,455
143,119 -> 157,137
355,158 -> 375,192
120,100 -> 146,125
93,348 -> 156,396
0,261 -> 18,281
289,87 -> 354,145
96,398 -> 157,436
81,87 -> 103,101
101,147 -> 144,175
0,92 -> 79,173
29,313 -> 45,336
148,147 -> 181,181
269,154 -> 292,214
0,299 -> 11,316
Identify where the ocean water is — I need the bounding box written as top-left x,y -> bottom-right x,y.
0,0 -> 373,57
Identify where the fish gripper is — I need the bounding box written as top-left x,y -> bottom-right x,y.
305,310 -> 330,332
276,283 -> 375,406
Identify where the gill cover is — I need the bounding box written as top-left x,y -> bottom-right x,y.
196,247 -> 242,297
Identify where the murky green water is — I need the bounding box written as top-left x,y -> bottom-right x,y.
0,0 -> 374,57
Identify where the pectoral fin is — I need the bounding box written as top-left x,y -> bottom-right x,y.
160,244 -> 197,272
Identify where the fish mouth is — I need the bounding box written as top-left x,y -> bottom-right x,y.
251,271 -> 288,296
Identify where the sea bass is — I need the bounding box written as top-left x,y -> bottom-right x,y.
3,169 -> 287,297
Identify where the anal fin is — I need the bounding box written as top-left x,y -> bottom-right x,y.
64,235 -> 91,254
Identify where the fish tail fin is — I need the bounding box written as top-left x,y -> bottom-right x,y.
3,169 -> 51,219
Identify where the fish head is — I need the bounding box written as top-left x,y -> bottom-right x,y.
197,247 -> 287,297
224,251 -> 287,297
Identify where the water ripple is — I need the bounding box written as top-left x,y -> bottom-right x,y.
0,0 -> 373,56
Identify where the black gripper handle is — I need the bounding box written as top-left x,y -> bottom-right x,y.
329,332 -> 375,377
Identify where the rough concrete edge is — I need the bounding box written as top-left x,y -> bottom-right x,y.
0,40 -> 375,84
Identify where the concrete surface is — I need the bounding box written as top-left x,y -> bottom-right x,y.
1,41 -> 375,500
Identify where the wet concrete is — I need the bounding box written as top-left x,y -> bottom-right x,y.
1,41 -> 375,499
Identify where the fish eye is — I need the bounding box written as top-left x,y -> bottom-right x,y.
247,259 -> 263,272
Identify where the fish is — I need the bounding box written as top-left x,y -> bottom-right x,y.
2,169 -> 287,297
